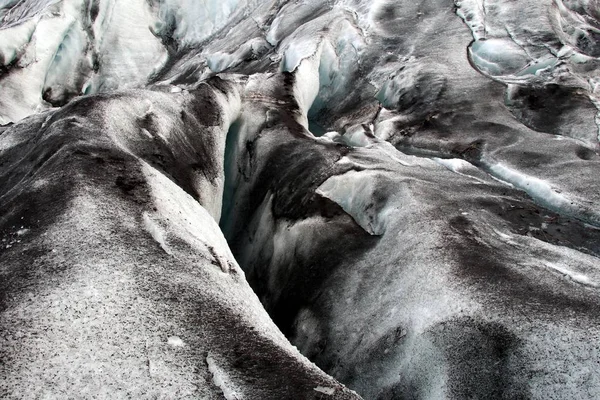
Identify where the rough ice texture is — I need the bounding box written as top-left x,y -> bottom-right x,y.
0,82 -> 358,399
2,0 -> 600,399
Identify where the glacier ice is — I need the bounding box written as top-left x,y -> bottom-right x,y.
2,0 -> 600,399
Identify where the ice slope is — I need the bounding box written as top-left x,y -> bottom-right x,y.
222,70 -> 600,399
0,80 -> 359,399
1,0 -> 600,399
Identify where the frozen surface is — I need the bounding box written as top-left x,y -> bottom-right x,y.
2,0 -> 600,399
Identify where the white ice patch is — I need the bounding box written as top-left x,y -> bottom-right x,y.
317,170 -> 393,235
153,0 -> 244,45
315,131 -> 343,144
0,0 -> 59,29
142,212 -> 171,255
167,336 -> 185,347
519,57 -> 558,77
290,54 -> 321,129
282,36 -> 321,73
314,386 -> 336,395
468,38 -> 530,76
43,18 -> 89,100
87,0 -> 168,94
454,0 -> 491,41
433,158 -> 472,173
342,125 -> 376,147
0,0 -> 171,122
493,228 -> 512,241
544,262 -> 597,288
0,16 -> 36,67
0,3 -> 81,123
206,353 -> 242,400
309,17 -> 365,114
207,37 -> 269,73
433,157 -> 487,184
486,162 -> 600,225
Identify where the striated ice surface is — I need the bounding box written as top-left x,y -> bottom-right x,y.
0,0 -> 58,28
2,0 -> 600,399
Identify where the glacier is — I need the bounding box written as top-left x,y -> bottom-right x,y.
1,0 -> 600,399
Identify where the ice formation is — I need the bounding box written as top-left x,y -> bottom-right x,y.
2,0 -> 600,399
